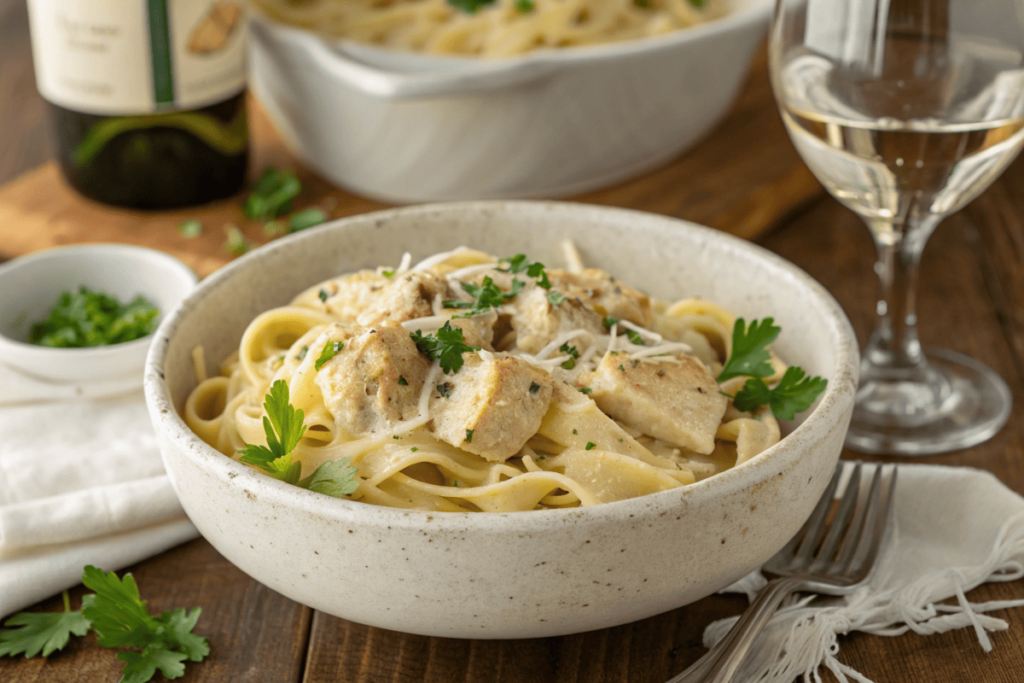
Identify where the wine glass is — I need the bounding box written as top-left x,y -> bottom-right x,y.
769,0 -> 1022,454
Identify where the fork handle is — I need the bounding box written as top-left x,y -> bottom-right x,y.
668,576 -> 804,683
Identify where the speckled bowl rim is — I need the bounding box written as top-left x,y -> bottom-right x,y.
145,201 -> 858,533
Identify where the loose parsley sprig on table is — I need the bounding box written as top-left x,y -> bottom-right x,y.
238,380 -> 359,496
717,318 -> 827,420
0,566 -> 209,683
411,322 -> 481,374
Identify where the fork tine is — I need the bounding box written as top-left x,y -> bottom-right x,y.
808,464 -> 862,573
837,466 -> 896,579
790,463 -> 845,567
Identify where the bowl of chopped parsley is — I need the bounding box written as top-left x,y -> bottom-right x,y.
0,244 -> 197,384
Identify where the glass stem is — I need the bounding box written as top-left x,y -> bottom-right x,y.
859,215 -> 946,403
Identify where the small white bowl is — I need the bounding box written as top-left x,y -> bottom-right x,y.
0,244 -> 198,385
145,201 -> 858,638
248,0 -> 772,202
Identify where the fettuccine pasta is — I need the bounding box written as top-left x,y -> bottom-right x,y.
184,244 -> 786,512
253,0 -> 727,56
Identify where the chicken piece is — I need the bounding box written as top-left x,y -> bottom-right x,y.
431,354 -> 554,462
295,270 -> 390,322
447,315 -> 495,350
578,353 -> 726,455
509,285 -> 606,355
357,271 -> 452,326
315,323 -> 432,435
549,268 -> 653,328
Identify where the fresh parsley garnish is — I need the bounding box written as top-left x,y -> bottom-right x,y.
579,387 -> 593,394
29,287 -> 159,348
177,219 -> 203,238
447,0 -> 497,13
560,343 -> 579,370
585,442 -> 596,451
529,381 -> 540,394
411,322 -> 480,374
0,591 -> 89,658
0,567 -> 210,683
547,291 -> 566,306
296,345 -> 309,361
717,318 -> 779,382
318,289 -> 329,302
244,166 -> 302,220
444,276 -> 522,318
465,429 -> 474,443
437,383 -> 452,398
223,224 -> 252,257
289,207 -> 327,232
515,0 -> 535,10
497,254 -> 551,289
718,318 -> 827,420
398,376 -> 408,386
314,341 -> 343,370
602,316 -> 619,329
626,329 -> 645,345
237,381 -> 359,496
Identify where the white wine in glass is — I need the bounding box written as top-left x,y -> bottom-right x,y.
769,0 -> 1023,454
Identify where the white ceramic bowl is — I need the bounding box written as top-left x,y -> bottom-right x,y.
0,244 -> 198,384
145,201 -> 858,638
248,0 -> 772,202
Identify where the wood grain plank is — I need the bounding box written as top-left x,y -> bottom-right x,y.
0,539 -> 312,683
0,0 -> 51,187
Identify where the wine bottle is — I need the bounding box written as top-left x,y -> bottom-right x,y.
27,0 -> 249,210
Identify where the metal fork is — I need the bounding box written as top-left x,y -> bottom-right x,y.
669,462 -> 898,683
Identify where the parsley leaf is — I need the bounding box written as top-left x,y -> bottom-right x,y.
515,0 -> 535,10
177,219 -> 203,238
547,291 -> 566,306
447,0 -> 496,12
288,207 -> 327,233
717,318 -> 780,382
444,276 -> 522,318
314,340 -> 343,370
0,592 -> 89,658
602,316 -> 619,329
237,380 -> 306,484
497,254 -> 551,289
298,458 -> 359,497
466,429 -> 474,443
118,647 -> 187,683
411,322 -> 480,374
244,167 -> 301,220
625,329 -> 645,345
559,343 -> 579,370
734,367 -> 829,420
585,442 -> 596,451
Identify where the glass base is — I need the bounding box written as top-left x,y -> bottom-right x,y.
845,347 -> 1012,455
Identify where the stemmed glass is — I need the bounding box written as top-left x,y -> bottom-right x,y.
769,0 -> 1023,454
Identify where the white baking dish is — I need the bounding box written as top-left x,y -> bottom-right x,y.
247,0 -> 772,202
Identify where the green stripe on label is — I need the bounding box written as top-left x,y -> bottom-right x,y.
148,0 -> 174,105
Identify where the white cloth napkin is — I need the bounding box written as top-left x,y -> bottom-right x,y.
0,371 -> 199,617
707,462 -> 1024,683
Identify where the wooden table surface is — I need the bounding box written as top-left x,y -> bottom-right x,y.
3,1 -> 1024,681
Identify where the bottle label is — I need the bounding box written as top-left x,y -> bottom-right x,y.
27,0 -> 247,115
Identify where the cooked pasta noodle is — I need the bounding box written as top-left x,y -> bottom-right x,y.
252,0 -> 727,56
184,247 -> 790,512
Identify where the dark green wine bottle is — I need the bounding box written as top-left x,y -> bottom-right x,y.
28,0 -> 249,210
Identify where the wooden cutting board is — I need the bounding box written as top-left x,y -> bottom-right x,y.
0,50 -> 822,278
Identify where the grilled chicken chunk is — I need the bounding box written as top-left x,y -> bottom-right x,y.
579,353 -> 726,454
510,286 -> 606,355
357,271 -> 452,326
315,323 -> 431,435
431,354 -> 554,461
549,268 -> 653,328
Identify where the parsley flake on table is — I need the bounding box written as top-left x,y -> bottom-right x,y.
243,166 -> 302,220
411,322 -> 480,374
0,591 -> 89,658
718,318 -> 827,420
223,224 -> 252,257
288,207 -> 327,233
177,219 -> 203,238
29,287 -> 159,348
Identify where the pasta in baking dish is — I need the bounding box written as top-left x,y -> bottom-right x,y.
252,0 -> 726,57
183,245 -> 788,512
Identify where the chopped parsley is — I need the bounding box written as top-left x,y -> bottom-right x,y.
626,329 -> 645,345
29,287 -> 159,348
223,224 -> 251,257
618,364 -> 625,372
572,429 -> 578,435
444,276 -> 522,318
382,269 -> 396,278
547,291 -> 566,306
289,207 -> 327,232
560,343 -> 580,370
579,387 -> 593,395
411,322 -> 480,374
530,382 -> 541,394
585,442 -> 596,451
515,0 -> 535,11
498,253 -> 551,289
447,0 -> 496,13
244,166 -> 301,220
314,341 -> 343,370
437,383 -> 453,398
296,345 -> 309,361
465,429 -> 474,443
398,376 -> 408,386
411,447 -> 419,452
318,289 -> 329,302
177,219 -> 203,238
602,316 -> 619,329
